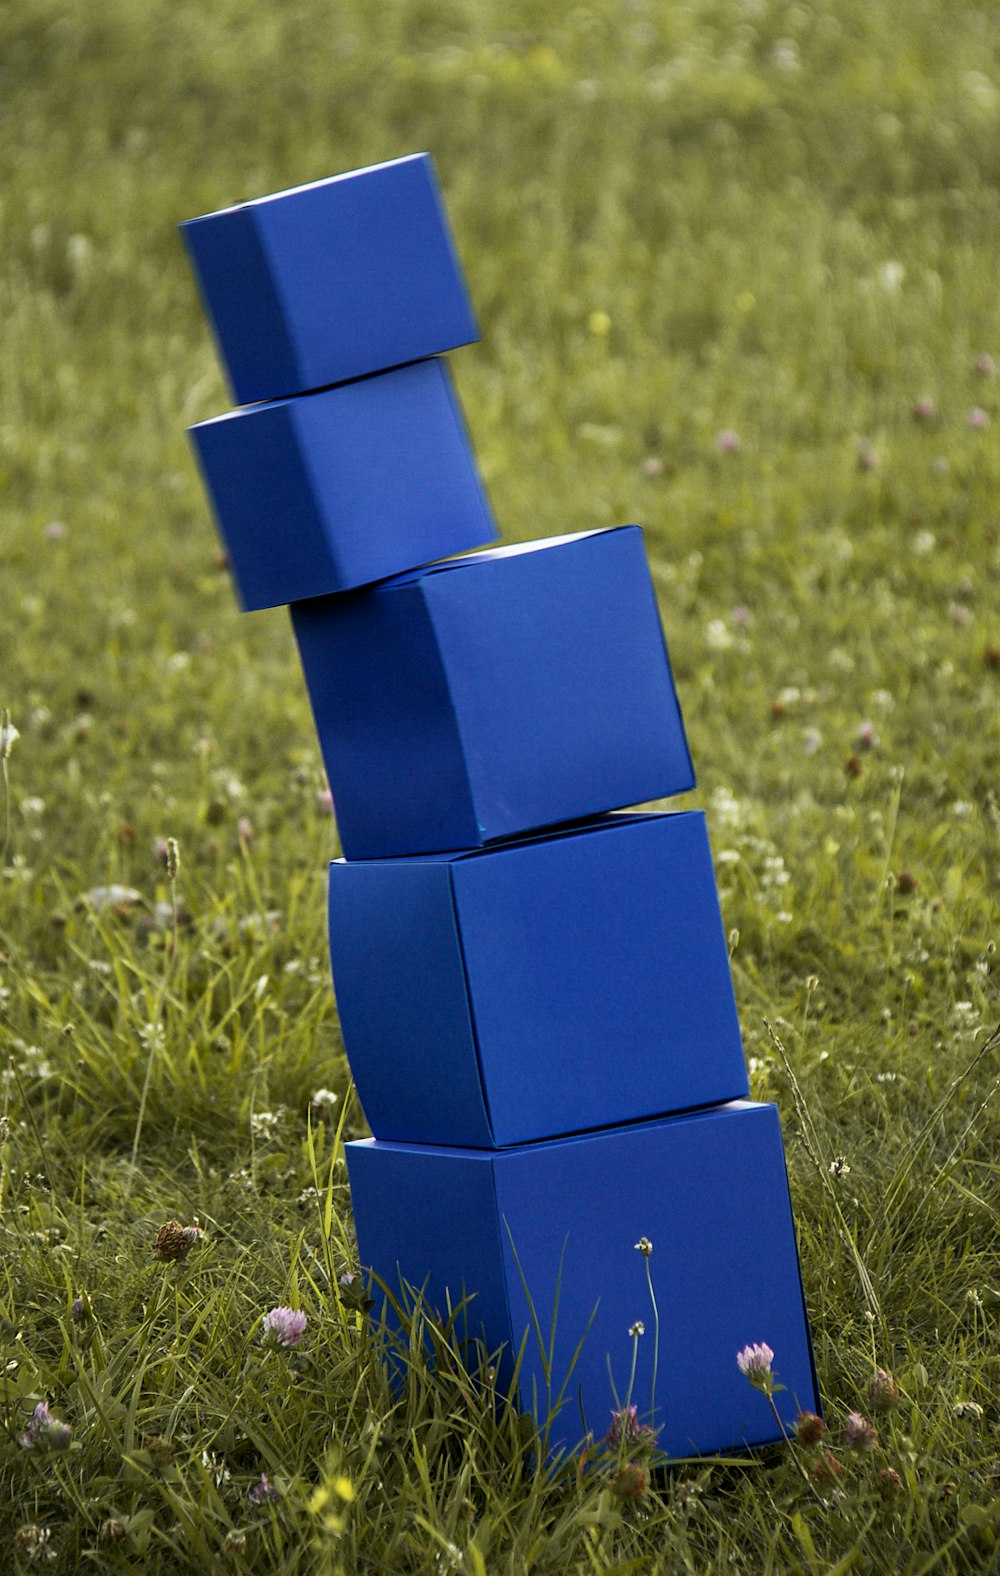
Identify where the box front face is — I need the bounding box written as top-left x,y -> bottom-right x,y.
495,1103 -> 819,1457
296,360 -> 497,593
453,812 -> 748,1145
429,527 -> 696,844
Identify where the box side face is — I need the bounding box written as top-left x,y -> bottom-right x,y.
494,1103 -> 819,1458
180,208 -> 299,408
296,361 -> 497,591
452,811 -> 748,1145
347,1140 -> 514,1382
289,589 -> 480,859
260,155 -> 479,396
189,404 -> 335,611
327,861 -> 494,1146
430,526 -> 696,844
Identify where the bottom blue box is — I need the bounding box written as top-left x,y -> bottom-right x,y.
347,1102 -> 819,1459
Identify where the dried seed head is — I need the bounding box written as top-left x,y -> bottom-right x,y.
153,1220 -> 190,1261
868,1370 -> 900,1410
143,1434 -> 176,1470
611,1460 -> 649,1500
165,838 -> 180,881
0,712 -> 19,760
811,1450 -> 843,1484
795,1411 -> 827,1446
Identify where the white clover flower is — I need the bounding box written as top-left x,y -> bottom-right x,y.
704,619 -> 734,651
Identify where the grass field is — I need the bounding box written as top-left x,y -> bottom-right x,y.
0,0 -> 998,1569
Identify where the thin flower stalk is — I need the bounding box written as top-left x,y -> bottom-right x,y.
635,1235 -> 659,1425
736,1344 -> 826,1505
0,706 -> 16,867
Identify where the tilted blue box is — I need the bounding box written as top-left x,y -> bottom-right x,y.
190,359 -> 497,610
181,154 -> 479,405
291,526 -> 695,859
348,1101 -> 820,1459
328,810 -> 748,1146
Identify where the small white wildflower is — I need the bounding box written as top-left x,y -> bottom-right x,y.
138,1022 -> 166,1053
771,38 -> 800,72
710,786 -> 742,826
953,1400 -> 984,1422
250,1110 -> 281,1141
309,1088 -> 339,1122
965,71 -> 1000,112
82,884 -> 143,911
201,1449 -> 232,1486
877,260 -> 905,292
704,618 -> 734,651
67,232 -> 93,267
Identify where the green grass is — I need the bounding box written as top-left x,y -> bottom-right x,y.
0,0 -> 998,1567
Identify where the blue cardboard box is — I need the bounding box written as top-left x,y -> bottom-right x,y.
190,359 -> 497,610
181,153 -> 479,405
291,526 -> 696,859
328,810 -> 748,1146
347,1101 -> 820,1459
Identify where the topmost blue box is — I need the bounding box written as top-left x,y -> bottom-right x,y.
181,154 -> 479,406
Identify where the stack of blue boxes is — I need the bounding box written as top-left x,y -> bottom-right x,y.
183,154 -> 820,1459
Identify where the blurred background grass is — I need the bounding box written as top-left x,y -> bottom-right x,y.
1,0 -> 996,1096
0,1 -> 998,1568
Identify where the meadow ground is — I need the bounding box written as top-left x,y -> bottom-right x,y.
0,0 -> 998,1569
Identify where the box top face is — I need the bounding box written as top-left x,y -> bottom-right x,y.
329,809 -> 694,869
181,153 -> 429,226
189,355 -> 454,428
374,526 -> 629,591
347,1099 -> 761,1163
